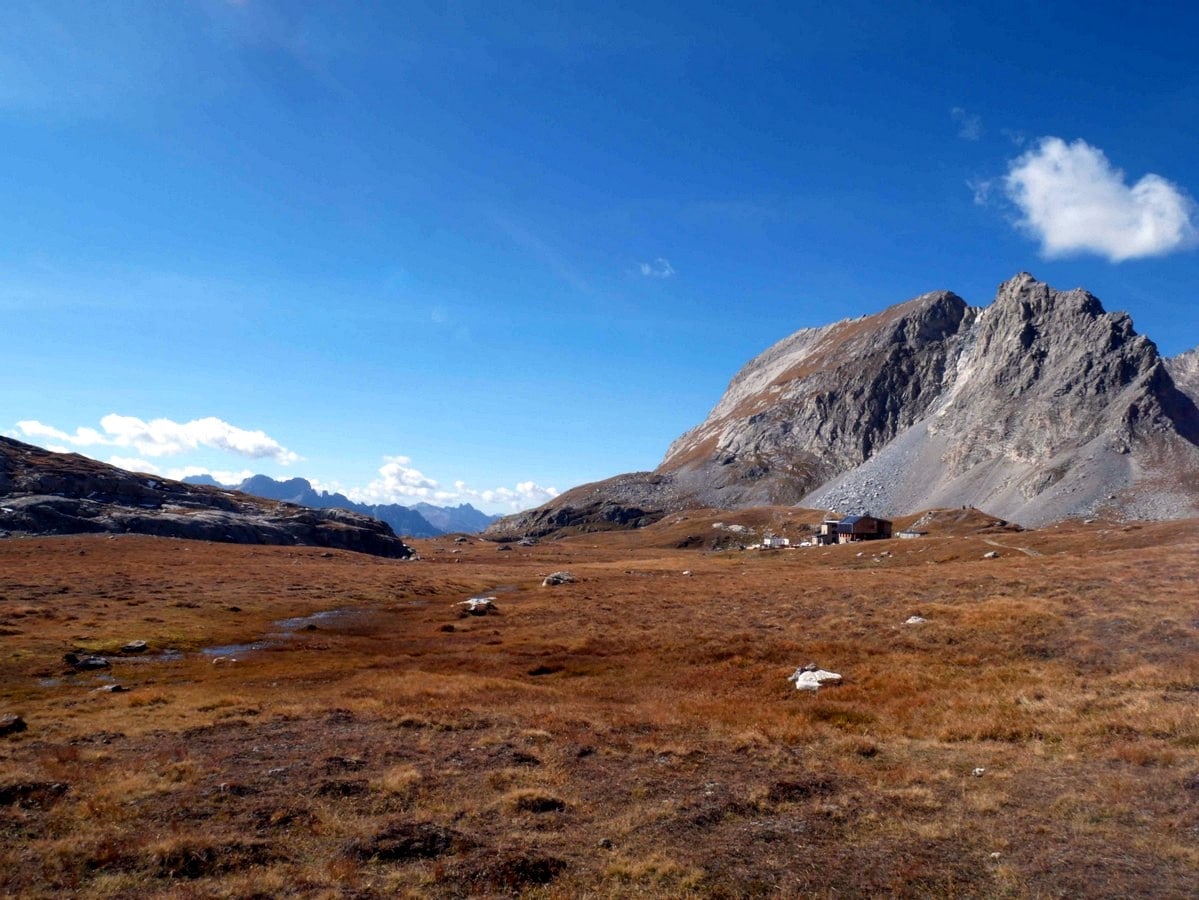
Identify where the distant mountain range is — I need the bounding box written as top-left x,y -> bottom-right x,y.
488,273 -> 1199,538
183,474 -> 498,537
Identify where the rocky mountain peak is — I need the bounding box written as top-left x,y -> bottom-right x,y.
488,273 -> 1199,539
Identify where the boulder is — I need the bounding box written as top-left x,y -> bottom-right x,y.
0,714 -> 27,736
458,597 -> 496,616
542,571 -> 576,586
788,667 -> 842,691
121,640 -> 148,653
64,653 -> 110,671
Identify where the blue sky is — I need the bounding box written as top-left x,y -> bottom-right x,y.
4,1 -> 1198,512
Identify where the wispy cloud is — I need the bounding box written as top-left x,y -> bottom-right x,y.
14,415 -> 299,464
1004,137 -> 1197,262
494,215 -> 593,293
638,257 -> 676,278
1000,128 -> 1026,147
967,177 -> 994,206
950,107 -> 982,141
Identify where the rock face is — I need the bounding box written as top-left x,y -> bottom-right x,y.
488,274 -> 1199,537
0,438 -> 414,558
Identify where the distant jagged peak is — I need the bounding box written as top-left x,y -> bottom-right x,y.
1165,345 -> 1199,402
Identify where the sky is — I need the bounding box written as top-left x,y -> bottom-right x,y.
3,1 -> 1198,513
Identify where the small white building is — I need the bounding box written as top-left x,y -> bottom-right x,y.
762,535 -> 790,549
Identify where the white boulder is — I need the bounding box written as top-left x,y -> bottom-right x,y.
788,667 -> 842,691
458,596 -> 496,615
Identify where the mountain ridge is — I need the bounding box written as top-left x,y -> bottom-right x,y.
488,273 -> 1199,538
182,474 -> 499,536
0,437 -> 414,557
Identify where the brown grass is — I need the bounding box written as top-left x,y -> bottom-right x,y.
2,517 -> 1198,897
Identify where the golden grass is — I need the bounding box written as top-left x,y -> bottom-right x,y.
1,519 -> 1198,896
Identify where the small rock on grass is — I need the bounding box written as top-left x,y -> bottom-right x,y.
542,571 -> 576,586
0,714 -> 27,737
64,653 -> 110,671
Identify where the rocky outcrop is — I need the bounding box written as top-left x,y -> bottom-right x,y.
0,438 -> 414,558
487,274 -> 1199,536
484,471 -> 673,540
659,289 -> 971,508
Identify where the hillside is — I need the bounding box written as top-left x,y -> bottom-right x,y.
0,438 -> 413,558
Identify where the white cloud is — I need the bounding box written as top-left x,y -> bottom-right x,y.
638,257 -> 676,278
1004,137 -> 1197,262
103,458 -> 251,486
15,415 -> 299,464
951,107 -> 982,141
451,479 -> 560,511
108,456 -> 160,474
337,456 -> 558,513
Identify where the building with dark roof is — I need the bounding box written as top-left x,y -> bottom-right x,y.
817,513 -> 893,544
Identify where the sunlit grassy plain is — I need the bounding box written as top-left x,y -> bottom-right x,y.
2,508 -> 1197,897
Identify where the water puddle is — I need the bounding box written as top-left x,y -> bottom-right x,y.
200,607 -> 387,657
39,591 -> 513,683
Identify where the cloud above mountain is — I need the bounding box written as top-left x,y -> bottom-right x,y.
330,456 -> 560,512
14,415 -> 299,464
107,457 -> 254,486
11,417 -> 557,514
1004,137 -> 1196,262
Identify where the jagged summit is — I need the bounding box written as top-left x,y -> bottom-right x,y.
488,274 -> 1199,538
